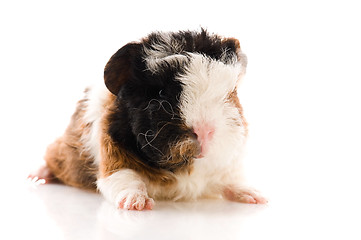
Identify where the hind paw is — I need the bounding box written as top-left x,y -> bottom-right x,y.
223,185 -> 268,204
27,165 -> 55,185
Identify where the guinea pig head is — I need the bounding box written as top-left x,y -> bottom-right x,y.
104,30 -> 247,172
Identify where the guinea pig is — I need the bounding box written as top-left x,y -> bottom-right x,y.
29,29 -> 267,210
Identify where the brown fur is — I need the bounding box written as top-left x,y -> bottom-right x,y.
228,90 -> 248,136
162,136 -> 200,174
44,95 -> 98,191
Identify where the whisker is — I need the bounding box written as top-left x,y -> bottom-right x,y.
138,123 -> 173,156
142,99 -> 181,120
142,99 -> 162,111
159,100 -> 175,116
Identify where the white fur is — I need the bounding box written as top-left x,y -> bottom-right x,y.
178,54 -> 247,167
145,54 -> 189,74
81,83 -> 110,165
178,53 -> 244,127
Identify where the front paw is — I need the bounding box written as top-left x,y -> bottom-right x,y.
223,186 -> 268,204
117,190 -> 155,210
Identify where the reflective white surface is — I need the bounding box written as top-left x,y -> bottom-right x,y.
1,176 -> 360,240
3,181 -> 268,240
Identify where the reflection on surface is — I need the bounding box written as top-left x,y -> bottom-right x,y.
97,198 -> 268,240
29,183 -> 268,240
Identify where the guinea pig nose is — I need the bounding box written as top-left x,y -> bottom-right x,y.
192,123 -> 215,156
193,124 -> 215,143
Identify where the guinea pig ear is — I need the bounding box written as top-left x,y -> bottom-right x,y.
221,38 -> 247,68
104,43 -> 143,95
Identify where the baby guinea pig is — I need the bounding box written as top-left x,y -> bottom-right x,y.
30,29 -> 267,210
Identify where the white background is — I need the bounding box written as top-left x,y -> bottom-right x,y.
1,0 -> 360,239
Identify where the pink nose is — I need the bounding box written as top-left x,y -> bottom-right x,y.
193,123 -> 215,157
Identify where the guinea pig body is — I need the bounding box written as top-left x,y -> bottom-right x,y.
37,29 -> 267,210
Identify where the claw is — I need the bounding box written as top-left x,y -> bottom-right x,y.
118,192 -> 154,211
